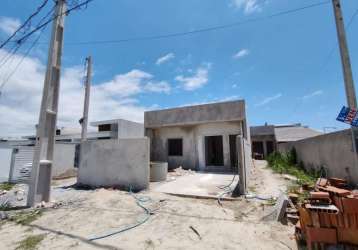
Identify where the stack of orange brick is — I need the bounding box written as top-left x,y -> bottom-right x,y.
295,178 -> 358,249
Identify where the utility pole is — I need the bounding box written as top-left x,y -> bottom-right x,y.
80,56 -> 92,143
27,0 -> 66,207
332,0 -> 358,157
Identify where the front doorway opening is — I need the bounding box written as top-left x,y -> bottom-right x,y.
205,135 -> 224,166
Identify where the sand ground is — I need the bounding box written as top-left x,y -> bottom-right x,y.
0,160 -> 297,250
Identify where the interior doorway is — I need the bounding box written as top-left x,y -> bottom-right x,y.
266,141 -> 274,157
205,135 -> 224,166
229,135 -> 239,171
252,141 -> 264,159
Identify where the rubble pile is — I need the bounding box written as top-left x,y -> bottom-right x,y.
291,177 -> 358,249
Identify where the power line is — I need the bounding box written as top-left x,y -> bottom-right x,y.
0,0 -> 93,97
0,0 -> 49,49
12,0 -> 95,45
289,5 -> 358,122
64,1 -> 330,45
0,28 -> 46,97
4,0 -> 330,47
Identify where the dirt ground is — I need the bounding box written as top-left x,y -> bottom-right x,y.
0,160 -> 298,250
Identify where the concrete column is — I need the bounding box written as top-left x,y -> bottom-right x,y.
223,134 -> 230,168
8,148 -> 17,183
233,135 -> 246,196
197,135 -> 205,170
263,140 -> 268,158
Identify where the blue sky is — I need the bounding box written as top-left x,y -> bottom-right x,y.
0,0 -> 358,136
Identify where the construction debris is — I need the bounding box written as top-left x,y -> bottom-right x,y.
285,177 -> 358,249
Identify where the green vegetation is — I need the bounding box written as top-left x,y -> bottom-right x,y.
266,149 -> 319,185
16,234 -> 45,250
0,182 -> 15,191
265,197 -> 277,206
11,210 -> 42,226
0,199 -> 11,211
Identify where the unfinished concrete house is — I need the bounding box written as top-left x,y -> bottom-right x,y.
144,100 -> 251,174
250,123 -> 322,159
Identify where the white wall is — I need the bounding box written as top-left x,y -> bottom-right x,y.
78,138 -> 150,191
0,148 -> 12,182
52,143 -> 76,178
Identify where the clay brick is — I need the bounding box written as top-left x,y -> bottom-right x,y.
342,198 -> 358,214
348,214 -> 357,229
337,213 -> 345,228
329,214 -> 338,228
316,178 -> 328,187
337,228 -> 358,245
306,226 -> 338,245
310,192 -> 330,199
328,178 -> 348,188
333,196 -> 344,213
319,186 -> 351,197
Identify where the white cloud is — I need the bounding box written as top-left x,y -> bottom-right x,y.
175,65 -> 210,91
302,90 -> 323,100
97,70 -> 152,97
144,81 -> 171,93
233,49 -> 250,59
156,53 -> 175,65
0,49 -> 169,136
231,0 -> 264,14
255,93 -> 282,107
0,16 -> 21,35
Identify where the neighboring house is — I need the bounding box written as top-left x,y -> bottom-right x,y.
90,119 -> 144,139
144,100 -> 252,173
0,140 -> 76,183
0,118 -> 144,183
250,123 -> 322,159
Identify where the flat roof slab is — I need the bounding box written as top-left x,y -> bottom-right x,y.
145,100 -> 245,128
151,172 -> 238,200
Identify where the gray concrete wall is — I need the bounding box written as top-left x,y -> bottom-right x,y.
52,143 -> 76,178
78,138 -> 149,191
278,129 -> 358,184
145,100 -> 246,128
117,120 -> 144,138
147,121 -> 243,171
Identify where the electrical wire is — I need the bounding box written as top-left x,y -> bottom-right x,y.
65,1 -> 330,46
217,174 -> 237,206
288,5 -> 358,121
88,187 -> 154,241
0,27 -> 46,97
0,0 -> 49,49
13,0 -> 95,45
3,1 -> 330,47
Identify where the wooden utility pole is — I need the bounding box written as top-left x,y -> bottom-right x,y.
27,0 -> 66,207
332,0 -> 358,156
80,56 -> 92,143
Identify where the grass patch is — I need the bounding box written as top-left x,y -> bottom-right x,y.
11,210 -> 42,226
266,149 -> 319,186
0,182 -> 15,191
265,197 -> 276,206
0,200 -> 10,211
16,234 -> 45,250
248,186 -> 257,193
